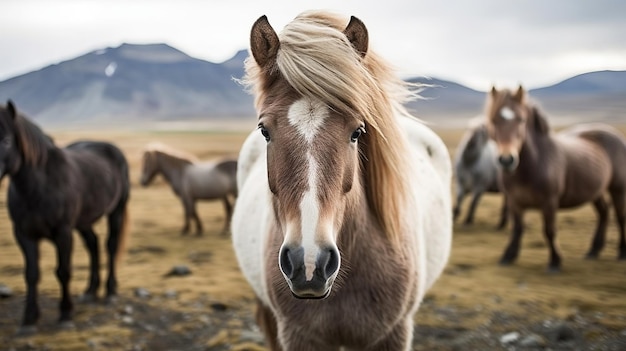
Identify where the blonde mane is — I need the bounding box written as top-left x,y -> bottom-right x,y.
243,10 -> 420,245
143,142 -> 198,164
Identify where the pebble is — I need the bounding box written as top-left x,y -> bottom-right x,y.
500,331 -> 520,345
134,287 -> 151,299
520,333 -> 547,347
165,265 -> 192,277
0,283 -> 12,298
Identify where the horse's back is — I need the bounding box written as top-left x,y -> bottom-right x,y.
559,124 -> 626,189
65,141 -> 130,222
398,116 -> 451,181
184,161 -> 237,199
231,130 -> 272,304
399,116 -> 452,291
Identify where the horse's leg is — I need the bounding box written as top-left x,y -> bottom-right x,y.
15,232 -> 41,332
78,228 -> 100,302
463,190 -> 483,225
541,204 -> 562,272
52,227 -> 75,326
609,190 -> 626,260
181,197 -> 191,235
255,298 -> 283,351
452,186 -> 466,221
362,317 -> 413,351
499,208 -> 525,265
497,194 -> 509,230
105,203 -> 126,301
585,196 -> 609,259
220,196 -> 233,235
191,200 -> 203,235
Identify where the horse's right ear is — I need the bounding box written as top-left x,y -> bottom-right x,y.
6,100 -> 17,120
250,15 -> 280,68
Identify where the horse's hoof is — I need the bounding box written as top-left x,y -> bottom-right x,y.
105,295 -> 119,305
546,266 -> 561,274
585,253 -> 599,260
58,320 -> 76,330
16,325 -> 37,336
79,293 -> 98,304
618,254 -> 626,261
498,259 -> 514,266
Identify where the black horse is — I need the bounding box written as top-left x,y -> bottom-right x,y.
0,101 -> 130,333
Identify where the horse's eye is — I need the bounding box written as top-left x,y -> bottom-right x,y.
258,125 -> 270,142
350,126 -> 365,143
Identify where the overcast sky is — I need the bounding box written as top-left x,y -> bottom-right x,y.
2,0 -> 625,91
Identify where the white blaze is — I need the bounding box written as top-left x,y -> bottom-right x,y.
500,106 -> 515,120
287,97 -> 329,280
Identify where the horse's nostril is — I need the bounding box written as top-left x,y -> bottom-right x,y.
318,247 -> 340,280
498,155 -> 514,167
279,246 -> 304,280
279,247 -> 293,279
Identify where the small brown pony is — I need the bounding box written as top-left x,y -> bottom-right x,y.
140,142 -> 237,235
232,11 -> 452,350
486,86 -> 626,271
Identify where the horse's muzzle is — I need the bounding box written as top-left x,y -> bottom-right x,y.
498,154 -> 518,171
279,245 -> 339,299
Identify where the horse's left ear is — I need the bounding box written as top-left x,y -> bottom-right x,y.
343,16 -> 368,57
513,85 -> 525,103
250,15 -> 280,68
6,100 -> 17,120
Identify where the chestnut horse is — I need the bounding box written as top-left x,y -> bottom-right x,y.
232,11 -> 452,350
140,142 -> 237,235
486,86 -> 626,271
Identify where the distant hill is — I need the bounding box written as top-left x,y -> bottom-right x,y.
0,43 -> 624,126
0,44 -> 254,124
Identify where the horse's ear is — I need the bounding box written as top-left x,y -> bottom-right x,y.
250,15 -> 280,68
343,16 -> 368,57
490,86 -> 497,97
6,100 -> 17,120
513,85 -> 525,103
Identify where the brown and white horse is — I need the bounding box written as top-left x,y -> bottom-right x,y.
486,86 -> 626,272
232,11 -> 452,350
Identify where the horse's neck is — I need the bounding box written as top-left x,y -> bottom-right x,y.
11,147 -> 62,198
515,129 -> 553,181
156,152 -> 191,193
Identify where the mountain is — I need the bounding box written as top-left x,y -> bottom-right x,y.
406,77 -> 485,120
529,70 -> 626,122
0,43 -> 624,126
0,44 -> 254,124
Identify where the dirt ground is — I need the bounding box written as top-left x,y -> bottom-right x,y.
0,124 -> 625,351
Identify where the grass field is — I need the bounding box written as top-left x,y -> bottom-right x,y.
0,123 -> 625,350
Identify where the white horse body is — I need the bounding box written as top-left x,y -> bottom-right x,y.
232,114 -> 452,307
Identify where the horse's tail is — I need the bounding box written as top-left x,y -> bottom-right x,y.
116,206 -> 131,264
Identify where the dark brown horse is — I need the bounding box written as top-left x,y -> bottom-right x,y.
0,101 -> 130,333
485,87 -> 626,271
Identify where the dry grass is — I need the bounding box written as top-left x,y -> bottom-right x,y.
0,123 -> 624,350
